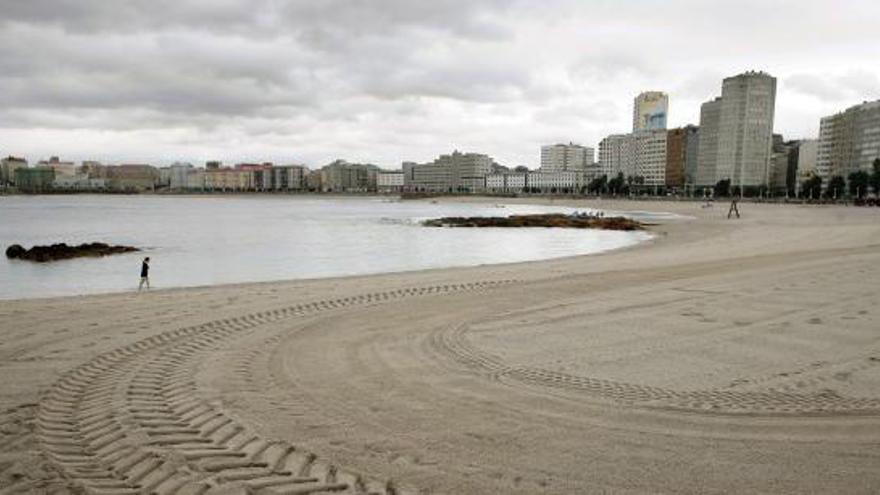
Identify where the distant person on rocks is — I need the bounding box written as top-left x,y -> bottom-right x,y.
139,257 -> 150,291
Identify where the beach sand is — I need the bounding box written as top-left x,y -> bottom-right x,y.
2,199 -> 879,494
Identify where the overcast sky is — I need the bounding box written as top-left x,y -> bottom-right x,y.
1,0 -> 878,168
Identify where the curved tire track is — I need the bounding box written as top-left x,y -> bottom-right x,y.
429,323 -> 880,416
35,281 -> 516,494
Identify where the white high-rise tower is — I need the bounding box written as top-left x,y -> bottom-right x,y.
633,91 -> 669,132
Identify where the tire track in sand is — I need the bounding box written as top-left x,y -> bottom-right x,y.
429,323 -> 880,416
35,280 -> 516,495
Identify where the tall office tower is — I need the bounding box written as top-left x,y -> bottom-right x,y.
695,97 -> 723,187
540,143 -> 595,172
695,71 -> 776,189
716,71 -> 777,188
633,91 -> 669,132
817,99 -> 880,181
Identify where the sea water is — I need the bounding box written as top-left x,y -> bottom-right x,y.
0,195 -> 656,299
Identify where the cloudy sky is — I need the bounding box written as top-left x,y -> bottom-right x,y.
1,0 -> 878,169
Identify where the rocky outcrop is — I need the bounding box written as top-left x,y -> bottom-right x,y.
423,213 -> 644,231
5,242 -> 139,262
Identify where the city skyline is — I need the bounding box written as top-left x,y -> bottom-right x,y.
1,1 -> 879,168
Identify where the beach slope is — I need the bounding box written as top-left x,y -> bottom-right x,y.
1,200 -> 879,494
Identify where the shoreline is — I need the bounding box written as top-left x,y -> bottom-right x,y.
2,198 -> 879,493
0,194 -> 854,306
0,196 -> 663,303
0,227 -> 661,304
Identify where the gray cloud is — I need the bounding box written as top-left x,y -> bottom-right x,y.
0,0 -> 878,167
786,71 -> 880,103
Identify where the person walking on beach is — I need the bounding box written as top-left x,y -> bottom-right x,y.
139,257 -> 150,291
727,199 -> 741,219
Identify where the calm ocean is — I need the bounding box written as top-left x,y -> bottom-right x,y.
0,195 -> 656,299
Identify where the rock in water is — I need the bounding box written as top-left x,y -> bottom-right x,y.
5,242 -> 140,262
422,214 -> 644,231
5,244 -> 26,259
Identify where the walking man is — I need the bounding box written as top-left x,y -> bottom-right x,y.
139,257 -> 150,291
727,198 -> 740,219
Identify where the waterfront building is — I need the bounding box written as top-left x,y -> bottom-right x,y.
666,129 -> 686,189
401,161 -> 418,191
320,160 -> 379,192
485,172 -> 526,193
486,170 -> 582,194
817,99 -> 880,183
666,126 -> 699,190
1,156 -> 28,185
717,72 -> 776,189
598,130 -> 668,186
794,139 -> 819,193
540,143 -> 594,172
765,135 -> 796,194
598,134 -> 630,178
158,167 -> 172,188
527,170 -> 582,193
236,163 -> 274,191
272,165 -> 308,191
714,71 -> 777,188
769,150 -> 791,192
377,170 -> 405,193
695,71 -> 776,190
695,97 -> 723,187
53,174 -> 106,191
636,130 -> 669,187
106,165 -> 159,191
38,156 -> 77,178
306,169 -> 323,191
633,91 -> 669,132
168,163 -> 194,190
205,168 -> 253,191
186,169 -> 207,191
405,151 -> 493,193
15,167 -> 55,193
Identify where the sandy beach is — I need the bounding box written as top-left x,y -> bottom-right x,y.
2,198 -> 879,494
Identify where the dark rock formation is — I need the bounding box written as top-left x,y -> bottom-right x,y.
5,242 -> 139,262
5,244 -> 26,259
423,213 -> 644,231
